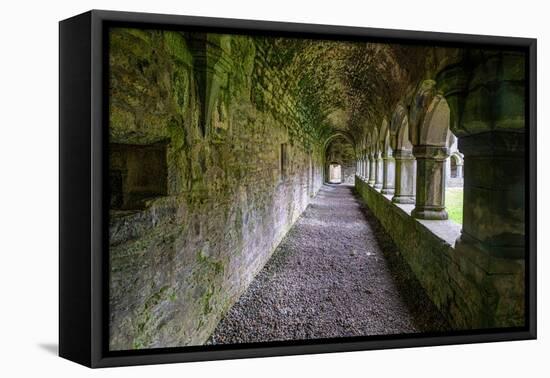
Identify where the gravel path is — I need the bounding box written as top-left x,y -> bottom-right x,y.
208,184 -> 449,344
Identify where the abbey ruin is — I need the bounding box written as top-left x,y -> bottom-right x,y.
108,28 -> 526,350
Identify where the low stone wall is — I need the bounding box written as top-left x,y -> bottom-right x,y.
355,176 -> 525,329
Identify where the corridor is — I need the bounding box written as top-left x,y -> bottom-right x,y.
209,184 -> 449,344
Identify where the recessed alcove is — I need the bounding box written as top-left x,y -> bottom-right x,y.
109,142 -> 168,210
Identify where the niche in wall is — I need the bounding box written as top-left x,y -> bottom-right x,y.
109,142 -> 168,210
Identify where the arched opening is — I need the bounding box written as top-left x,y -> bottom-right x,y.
324,135 -> 355,185
409,80 -> 451,220
446,151 -> 464,225
328,163 -> 342,183
450,155 -> 458,178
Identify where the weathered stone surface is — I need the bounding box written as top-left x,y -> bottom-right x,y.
374,152 -> 383,189
107,26 -> 527,350
411,146 -> 449,220
392,150 -> 416,204
457,131 -> 525,259
356,177 -> 525,329
208,184 -> 449,344
368,152 -> 376,185
381,156 -> 395,194
109,29 -> 325,350
325,136 -> 356,184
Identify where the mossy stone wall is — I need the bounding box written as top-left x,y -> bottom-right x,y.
109,29 -> 324,350
355,177 -> 525,329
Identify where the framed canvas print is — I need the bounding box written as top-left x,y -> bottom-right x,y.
59,10 -> 537,368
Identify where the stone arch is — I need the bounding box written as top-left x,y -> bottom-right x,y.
324,134 -> 356,185
391,105 -> 415,204
390,104 -> 410,151
328,161 -> 343,184
367,128 -> 378,185
378,118 -> 395,194
450,151 -> 463,166
409,80 -> 451,220
357,132 -> 369,178
409,80 -> 451,147
379,118 -> 392,157
371,125 -> 383,189
450,152 -> 464,179
323,131 -> 356,152
396,116 -> 413,152
370,126 -> 380,154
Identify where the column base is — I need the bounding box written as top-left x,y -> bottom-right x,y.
368,180 -> 375,186
452,235 -> 525,328
392,195 -> 415,204
411,207 -> 448,220
381,188 -> 395,195
374,183 -> 383,190
455,232 -> 525,260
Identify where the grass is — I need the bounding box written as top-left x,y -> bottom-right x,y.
445,187 -> 463,225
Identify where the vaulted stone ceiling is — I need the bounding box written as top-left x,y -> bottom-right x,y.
256,36 -> 460,147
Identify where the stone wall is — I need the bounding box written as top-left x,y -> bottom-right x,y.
355,177 -> 524,329
108,29 -> 325,350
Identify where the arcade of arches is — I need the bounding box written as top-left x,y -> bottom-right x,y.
108,28 -> 526,350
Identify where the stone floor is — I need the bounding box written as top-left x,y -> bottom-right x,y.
208,184 -> 449,345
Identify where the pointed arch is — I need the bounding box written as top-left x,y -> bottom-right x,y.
409,80 -> 450,147
322,131 -> 356,152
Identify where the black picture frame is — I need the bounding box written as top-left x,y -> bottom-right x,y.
59,9 -> 537,368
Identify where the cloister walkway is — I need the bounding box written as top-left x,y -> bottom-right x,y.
209,184 -> 449,344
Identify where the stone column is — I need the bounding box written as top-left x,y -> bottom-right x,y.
456,164 -> 463,178
368,153 -> 376,185
381,152 -> 395,195
411,146 -> 449,220
456,132 -> 524,259
392,150 -> 415,204
452,131 -> 525,328
374,152 -> 383,189
364,154 -> 370,180
357,158 -> 362,177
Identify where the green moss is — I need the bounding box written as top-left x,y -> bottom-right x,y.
131,285 -> 176,349
196,250 -> 224,275
202,287 -> 214,315
163,32 -> 193,64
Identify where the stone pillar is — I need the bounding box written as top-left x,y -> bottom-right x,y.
456,164 -> 463,178
453,131 -> 525,328
392,150 -> 415,204
365,155 -> 369,179
374,152 -> 383,189
358,158 -> 362,177
411,146 -> 449,220
456,132 -> 524,259
368,153 -> 376,185
381,153 -> 395,195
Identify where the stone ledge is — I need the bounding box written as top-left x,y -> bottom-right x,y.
355,175 -> 461,246
368,180 -> 462,247
354,175 -> 524,329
